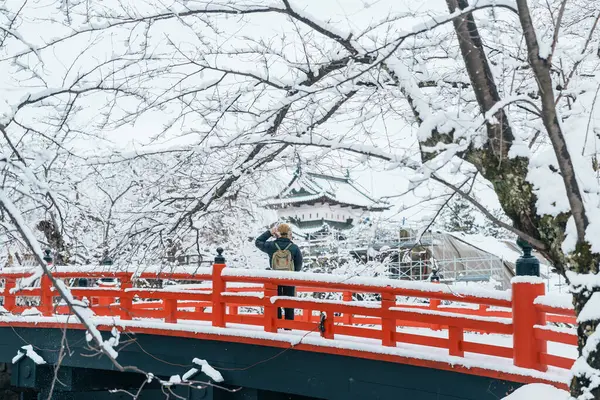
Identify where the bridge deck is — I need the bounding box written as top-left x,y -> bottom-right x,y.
0,263 -> 578,398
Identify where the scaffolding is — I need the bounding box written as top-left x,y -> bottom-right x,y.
299,225 -> 514,289
395,228 -> 511,288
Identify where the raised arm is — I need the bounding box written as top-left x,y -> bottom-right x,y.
255,230 -> 273,253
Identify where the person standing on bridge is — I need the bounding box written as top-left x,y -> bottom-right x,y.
255,223 -> 303,321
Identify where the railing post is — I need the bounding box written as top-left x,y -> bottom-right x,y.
96,258 -> 115,308
4,278 -> 16,312
429,270 -> 441,330
40,274 -> 53,316
164,299 -> 177,323
263,283 -> 278,333
512,239 -> 547,371
98,278 -> 117,307
342,291 -> 352,324
320,312 -> 334,339
301,309 -> 311,322
119,274 -> 133,320
448,326 -> 464,356
512,277 -> 547,370
381,291 -> 395,347
212,248 -> 226,328
230,305 -> 239,317
40,249 -> 54,316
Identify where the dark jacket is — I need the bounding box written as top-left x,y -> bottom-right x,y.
255,231 -> 303,272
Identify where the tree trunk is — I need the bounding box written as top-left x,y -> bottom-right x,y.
509,2 -> 598,395
446,0 -> 515,155
514,0 -> 588,242
436,0 -> 573,273
570,245 -> 600,398
437,0 -> 558,259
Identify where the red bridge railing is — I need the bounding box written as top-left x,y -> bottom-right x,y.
0,260 -> 577,379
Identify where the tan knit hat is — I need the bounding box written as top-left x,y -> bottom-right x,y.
278,223 -> 291,237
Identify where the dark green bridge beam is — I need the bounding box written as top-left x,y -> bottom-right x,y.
0,326 -> 523,400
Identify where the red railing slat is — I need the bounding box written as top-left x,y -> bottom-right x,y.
534,326 -> 578,346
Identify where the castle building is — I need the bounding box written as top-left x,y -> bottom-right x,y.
261,166 -> 390,238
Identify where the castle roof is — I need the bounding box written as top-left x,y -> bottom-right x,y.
261,168 -> 390,211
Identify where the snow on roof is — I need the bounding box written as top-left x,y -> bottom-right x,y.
293,224 -> 329,235
262,193 -> 326,206
262,170 -> 389,210
446,232 -> 523,264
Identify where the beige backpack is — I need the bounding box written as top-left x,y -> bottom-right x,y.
272,243 -> 294,271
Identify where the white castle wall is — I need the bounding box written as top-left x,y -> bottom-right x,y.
277,203 -> 367,223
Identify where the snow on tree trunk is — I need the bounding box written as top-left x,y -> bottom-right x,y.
572,289 -> 600,399
569,253 -> 600,399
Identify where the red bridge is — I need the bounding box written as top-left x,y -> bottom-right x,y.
0,252 -> 576,400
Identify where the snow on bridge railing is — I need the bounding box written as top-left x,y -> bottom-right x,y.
0,260 -> 577,378
533,292 -> 577,370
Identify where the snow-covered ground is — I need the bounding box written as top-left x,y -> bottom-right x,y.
502,383 -> 569,399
